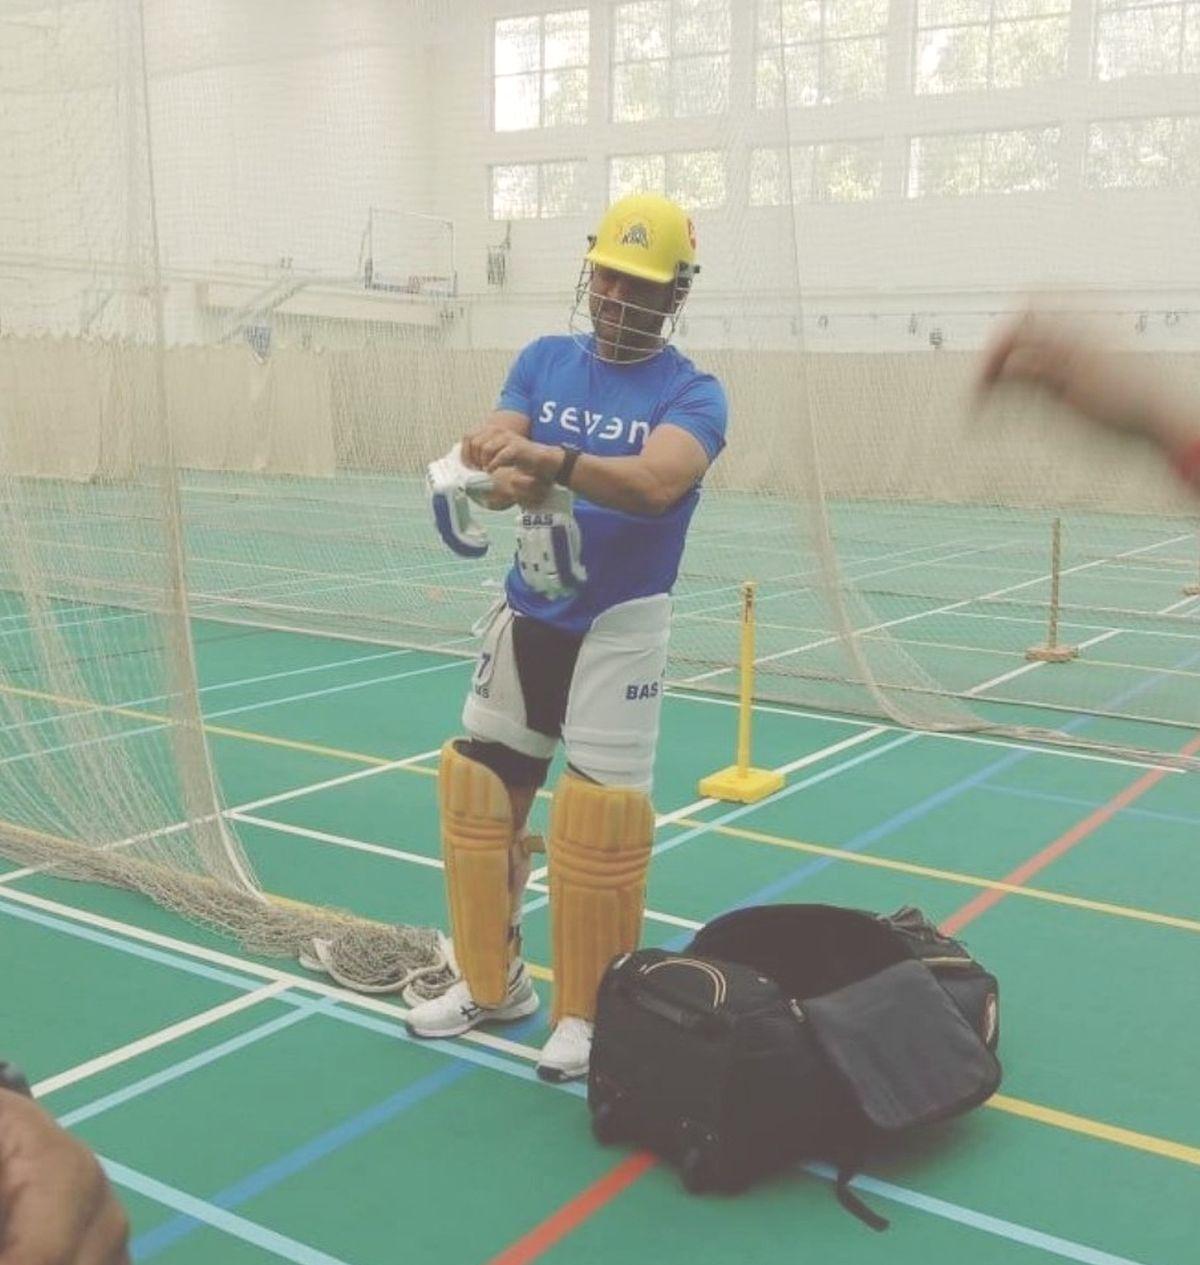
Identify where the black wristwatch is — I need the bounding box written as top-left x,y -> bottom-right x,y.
0,1062 -> 31,1097
555,446 -> 581,488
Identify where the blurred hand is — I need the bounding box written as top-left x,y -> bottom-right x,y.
978,313 -> 1184,449
0,1089 -> 129,1265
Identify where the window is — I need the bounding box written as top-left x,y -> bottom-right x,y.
914,0 -> 1070,95
612,0 -> 732,122
491,161 -> 588,218
494,10 -> 589,131
757,0 -> 889,108
750,142 -> 884,201
1094,1 -> 1200,80
908,126 -> 1061,194
1085,115 -> 1200,186
609,150 -> 727,207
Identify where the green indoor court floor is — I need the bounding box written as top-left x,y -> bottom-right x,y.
2,569 -> 1200,1263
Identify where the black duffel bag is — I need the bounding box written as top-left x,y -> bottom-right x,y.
588,904 -> 1001,1229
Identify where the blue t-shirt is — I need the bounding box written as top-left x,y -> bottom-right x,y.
496,334 -> 727,634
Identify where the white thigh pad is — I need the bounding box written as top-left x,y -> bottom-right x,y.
461,602 -> 558,761
562,594 -> 671,792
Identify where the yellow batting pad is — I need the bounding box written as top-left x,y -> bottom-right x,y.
439,741 -> 514,1008
549,774 -> 654,1023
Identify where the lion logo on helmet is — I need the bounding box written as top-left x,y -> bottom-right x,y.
617,220 -> 651,249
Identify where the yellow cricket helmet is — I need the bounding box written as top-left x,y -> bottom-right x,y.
585,193 -> 699,286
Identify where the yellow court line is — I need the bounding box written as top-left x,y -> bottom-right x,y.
988,1093 -> 1200,1167
0,681 -> 393,768
677,816 -> 1200,937
380,763 -> 1200,935
8,670 -> 1198,1166
12,665 -> 1191,938
204,724 -> 392,767
523,955 -> 1200,1169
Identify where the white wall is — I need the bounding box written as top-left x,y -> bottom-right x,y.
423,0 -> 1200,341
5,0 -> 1200,352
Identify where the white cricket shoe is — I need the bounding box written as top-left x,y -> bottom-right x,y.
536,1016 -> 593,1083
405,960 -> 538,1039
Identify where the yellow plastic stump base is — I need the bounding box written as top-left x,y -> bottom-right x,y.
698,765 -> 785,804
1024,644 -> 1078,663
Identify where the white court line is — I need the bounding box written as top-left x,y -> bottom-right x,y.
680,531 -> 1193,685
0,645 -> 418,742
663,691 -> 1186,774
202,657 -> 471,722
947,609 -> 1200,642
0,604 -> 145,642
231,747 -> 444,816
966,630 -> 1125,697
191,611 -> 485,653
528,726 -> 887,885
230,813 -> 443,872
0,747 -> 447,890
673,538 -> 976,607
1158,593 -> 1200,616
967,587 -> 1200,699
681,538 -> 1022,623
31,981 -> 292,1098
0,883 -> 541,1066
0,656 -> 470,776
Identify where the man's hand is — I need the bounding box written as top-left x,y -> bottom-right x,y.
0,1089 -> 130,1264
473,430 -> 561,482
479,465 -> 553,511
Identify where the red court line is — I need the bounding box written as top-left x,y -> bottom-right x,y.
488,731 -> 1200,1263
940,731 -> 1200,937
485,1152 -> 658,1265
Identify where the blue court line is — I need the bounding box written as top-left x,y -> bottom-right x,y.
804,1164 -> 1149,1265
0,719 -> 169,771
0,650 -> 470,767
102,1157 -> 355,1265
703,638 -> 1200,924
6,873 -> 1166,1263
520,729 -> 915,917
59,1003 -> 328,1129
1,894 -> 553,1096
980,782 -> 1200,830
203,657 -> 471,722
15,641 -> 1198,1261
0,896 -> 262,992
132,1059 -> 473,1260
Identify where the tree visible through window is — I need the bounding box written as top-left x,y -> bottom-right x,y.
612,0 -> 732,122
491,161 -> 588,218
750,142 -> 884,201
908,126 -> 1061,194
494,10 -> 590,132
1086,115 -> 1200,186
1094,0 -> 1200,80
914,0 -> 1070,95
757,0 -> 890,108
609,151 -> 727,207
